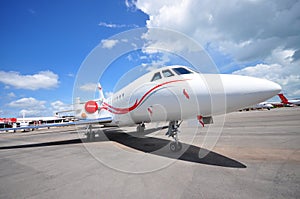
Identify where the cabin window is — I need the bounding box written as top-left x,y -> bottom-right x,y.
162,69 -> 174,78
172,67 -> 193,75
151,72 -> 162,81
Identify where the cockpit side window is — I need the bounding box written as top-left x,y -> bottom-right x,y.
162,69 -> 174,78
172,67 -> 193,75
151,72 -> 162,81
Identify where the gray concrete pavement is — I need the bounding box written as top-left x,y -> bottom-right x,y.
0,107 -> 299,198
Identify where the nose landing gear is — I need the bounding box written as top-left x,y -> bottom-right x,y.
166,121 -> 182,152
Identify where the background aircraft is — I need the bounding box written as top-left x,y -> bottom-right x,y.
278,93 -> 300,106
246,102 -> 274,110
249,93 -> 297,109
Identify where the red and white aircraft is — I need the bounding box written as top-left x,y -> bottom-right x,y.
278,93 -> 300,106
1,65 -> 281,151
74,65 -> 281,151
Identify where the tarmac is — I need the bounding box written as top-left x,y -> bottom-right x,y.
0,107 -> 299,199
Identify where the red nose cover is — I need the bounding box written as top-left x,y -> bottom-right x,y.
85,101 -> 98,113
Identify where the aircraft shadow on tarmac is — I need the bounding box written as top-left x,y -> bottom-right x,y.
0,127 -> 246,168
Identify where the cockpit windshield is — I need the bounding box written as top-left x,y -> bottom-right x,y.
162,69 -> 174,77
151,72 -> 162,81
172,67 -> 193,75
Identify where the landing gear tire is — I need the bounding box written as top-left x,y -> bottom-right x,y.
86,133 -> 91,142
177,142 -> 182,151
170,142 -> 182,152
91,132 -> 95,141
86,132 -> 95,142
167,121 -> 183,152
170,142 -> 176,152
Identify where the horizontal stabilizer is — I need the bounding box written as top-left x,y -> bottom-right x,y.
72,117 -> 112,125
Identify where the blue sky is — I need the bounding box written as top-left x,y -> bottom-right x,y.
1,0 -> 299,117
0,0 -> 148,117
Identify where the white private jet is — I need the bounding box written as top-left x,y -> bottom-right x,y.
73,65 -> 281,152
1,65 -> 281,152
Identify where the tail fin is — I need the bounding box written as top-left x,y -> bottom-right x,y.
97,83 -> 105,102
278,93 -> 289,104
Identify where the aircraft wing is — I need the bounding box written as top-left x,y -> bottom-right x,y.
70,117 -> 113,125
0,117 -> 113,132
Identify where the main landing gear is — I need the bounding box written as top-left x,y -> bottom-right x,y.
86,124 -> 95,142
166,121 -> 182,152
136,123 -> 145,133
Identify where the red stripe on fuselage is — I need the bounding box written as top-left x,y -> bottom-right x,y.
101,79 -> 190,114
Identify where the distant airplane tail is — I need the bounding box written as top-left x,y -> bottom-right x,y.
278,93 -> 289,104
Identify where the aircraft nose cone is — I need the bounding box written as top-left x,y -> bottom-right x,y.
219,74 -> 282,112
271,81 -> 281,93
222,74 -> 281,97
251,77 -> 281,96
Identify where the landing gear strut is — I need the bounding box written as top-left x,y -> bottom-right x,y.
166,121 -> 182,152
137,123 -> 145,133
86,124 -> 95,142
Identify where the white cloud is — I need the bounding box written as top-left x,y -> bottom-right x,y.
101,39 -> 119,49
99,22 -> 124,28
79,83 -> 97,92
19,109 -> 44,117
98,22 -> 138,28
233,63 -> 300,86
8,97 -> 47,116
105,91 -> 114,98
28,9 -> 36,14
141,53 -> 170,71
127,54 -> 134,61
233,48 -> 300,97
51,100 -> 72,112
125,0 -> 135,8
8,97 -> 46,108
133,0 -> 300,97
67,73 -> 74,77
6,98 -> 73,117
7,92 -> 16,98
135,0 -> 300,63
0,70 -> 59,90
141,27 -> 201,54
